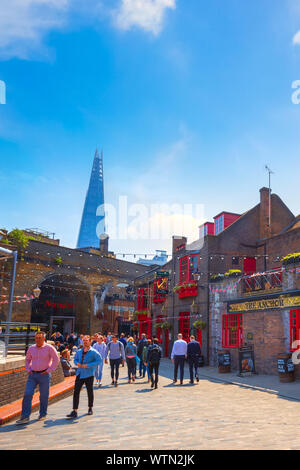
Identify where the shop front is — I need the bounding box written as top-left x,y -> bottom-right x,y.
31,274 -> 92,335
221,291 -> 300,375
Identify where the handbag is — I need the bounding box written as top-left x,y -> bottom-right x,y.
128,343 -> 140,364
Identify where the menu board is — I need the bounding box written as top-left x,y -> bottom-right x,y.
277,357 -> 294,374
238,346 -> 255,375
218,352 -> 231,367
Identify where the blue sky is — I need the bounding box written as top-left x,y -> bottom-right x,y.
1,0 -> 300,259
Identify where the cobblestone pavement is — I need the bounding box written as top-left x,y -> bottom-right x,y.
1,359 -> 300,450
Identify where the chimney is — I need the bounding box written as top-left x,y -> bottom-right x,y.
172,235 -> 187,255
99,233 -> 109,253
259,187 -> 271,239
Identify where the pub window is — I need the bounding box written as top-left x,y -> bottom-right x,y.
179,255 -> 198,284
290,309 -> 300,351
222,314 -> 243,348
137,288 -> 148,311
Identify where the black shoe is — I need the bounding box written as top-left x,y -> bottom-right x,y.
111,380 -> 115,385
151,380 -> 154,388
196,376 -> 199,382
115,382 -> 118,387
66,411 -> 77,419
88,408 -> 93,415
189,381 -> 194,384
173,379 -> 177,384
180,380 -> 183,385
154,384 -> 158,389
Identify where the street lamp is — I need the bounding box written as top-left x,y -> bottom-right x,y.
33,286 -> 41,299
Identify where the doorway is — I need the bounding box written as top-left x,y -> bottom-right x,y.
50,316 -> 75,337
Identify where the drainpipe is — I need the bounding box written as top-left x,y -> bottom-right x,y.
207,254 -> 210,365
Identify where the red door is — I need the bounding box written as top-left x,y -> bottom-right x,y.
179,312 -> 190,342
196,329 -> 202,346
165,329 -> 169,357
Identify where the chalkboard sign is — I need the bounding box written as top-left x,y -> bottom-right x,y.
238,346 -> 255,375
277,357 -> 295,374
218,352 -> 231,367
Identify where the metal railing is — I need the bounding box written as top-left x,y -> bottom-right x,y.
241,269 -> 283,297
0,321 -> 48,357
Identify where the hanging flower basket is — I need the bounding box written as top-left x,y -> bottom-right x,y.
193,320 -> 206,330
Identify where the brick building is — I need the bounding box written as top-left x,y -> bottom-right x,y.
134,187 -> 300,371
0,233 -> 151,336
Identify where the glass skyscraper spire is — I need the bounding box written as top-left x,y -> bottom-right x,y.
77,149 -> 105,249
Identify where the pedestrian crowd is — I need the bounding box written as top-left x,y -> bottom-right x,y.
15,330 -> 202,424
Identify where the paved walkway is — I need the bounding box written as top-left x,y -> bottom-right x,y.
1,359 -> 300,450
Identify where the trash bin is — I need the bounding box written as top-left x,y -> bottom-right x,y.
277,353 -> 295,383
218,349 -> 231,373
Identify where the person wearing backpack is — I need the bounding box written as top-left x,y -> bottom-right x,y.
104,334 -> 125,387
146,338 -> 162,389
124,337 -> 138,383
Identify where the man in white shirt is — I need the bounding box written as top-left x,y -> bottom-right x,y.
171,333 -> 187,385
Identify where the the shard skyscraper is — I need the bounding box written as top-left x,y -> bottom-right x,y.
77,149 -> 105,249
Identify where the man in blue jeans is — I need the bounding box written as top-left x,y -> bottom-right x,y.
171,333 -> 187,385
137,333 -> 147,377
16,331 -> 60,425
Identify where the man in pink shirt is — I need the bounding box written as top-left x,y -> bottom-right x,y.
16,331 -> 59,425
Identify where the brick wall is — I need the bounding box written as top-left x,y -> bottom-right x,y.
0,359 -> 65,407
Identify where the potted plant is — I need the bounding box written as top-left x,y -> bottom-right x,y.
225,269 -> 242,279
210,274 -> 225,283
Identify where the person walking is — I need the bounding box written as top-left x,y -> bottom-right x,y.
187,335 -> 201,384
146,338 -> 162,389
171,333 -> 187,385
16,331 -> 60,425
119,332 -> 127,350
104,334 -> 125,387
93,335 -> 106,387
137,333 -> 147,377
66,335 -> 102,419
124,337 -> 138,383
106,331 -> 113,344
142,339 -> 152,383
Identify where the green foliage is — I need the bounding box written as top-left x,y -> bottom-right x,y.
281,253 -> 300,265
193,320 -> 206,330
55,256 -> 62,266
7,229 -> 29,258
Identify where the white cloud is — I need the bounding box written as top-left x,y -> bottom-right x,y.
0,0 -> 70,59
293,30 -> 300,45
113,0 -> 176,35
